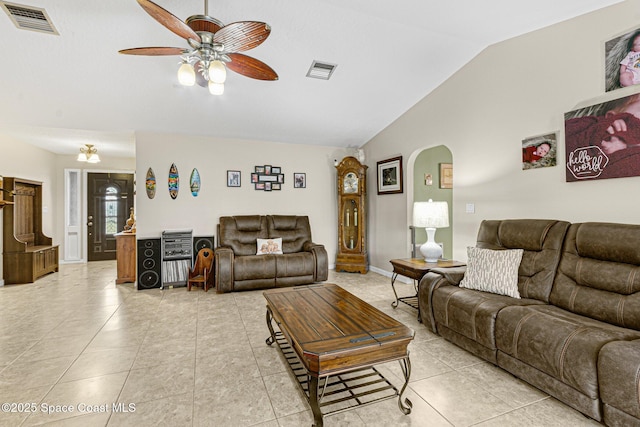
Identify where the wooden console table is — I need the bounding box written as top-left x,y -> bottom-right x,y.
390,258 -> 465,317
115,232 -> 136,284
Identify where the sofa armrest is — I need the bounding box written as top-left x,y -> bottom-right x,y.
599,339 -> 640,421
214,247 -> 234,293
418,266 -> 468,333
429,266 -> 467,285
304,242 -> 328,281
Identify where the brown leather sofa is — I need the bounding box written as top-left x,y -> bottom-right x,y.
418,219 -> 640,426
214,215 -> 328,293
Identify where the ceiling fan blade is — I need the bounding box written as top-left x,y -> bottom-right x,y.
214,21 -> 271,53
136,0 -> 201,43
119,47 -> 188,56
227,53 -> 278,81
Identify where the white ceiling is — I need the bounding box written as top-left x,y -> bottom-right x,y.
0,0 -> 622,159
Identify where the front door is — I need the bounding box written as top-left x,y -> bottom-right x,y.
87,173 -> 134,261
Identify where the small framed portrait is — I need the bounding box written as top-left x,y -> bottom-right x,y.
272,166 -> 281,174
439,163 -> 453,189
377,156 -> 403,194
227,170 -> 241,187
522,132 -> 557,170
294,173 -> 306,188
251,173 -> 258,183
265,165 -> 272,175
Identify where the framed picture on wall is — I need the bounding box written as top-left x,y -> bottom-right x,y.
377,156 -> 403,194
294,173 -> 306,188
439,163 -> 453,189
564,93 -> 640,181
227,170 -> 241,187
522,132 -> 557,170
605,27 -> 640,92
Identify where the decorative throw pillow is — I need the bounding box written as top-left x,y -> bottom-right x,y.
256,238 -> 283,255
459,247 -> 524,298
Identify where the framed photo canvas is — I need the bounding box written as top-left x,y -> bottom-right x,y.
439,163 -> 453,189
227,170 -> 241,187
605,27 -> 640,92
377,156 -> 403,194
522,132 -> 557,170
294,173 -> 306,188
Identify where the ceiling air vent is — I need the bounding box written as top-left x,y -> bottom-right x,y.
306,60 -> 337,80
0,1 -> 58,35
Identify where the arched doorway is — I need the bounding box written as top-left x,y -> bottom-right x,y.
407,145 -> 453,259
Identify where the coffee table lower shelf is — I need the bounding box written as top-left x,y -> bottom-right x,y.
267,329 -> 412,424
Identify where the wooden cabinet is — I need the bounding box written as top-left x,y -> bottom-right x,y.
2,177 -> 59,284
115,232 -> 136,284
335,156 -> 368,273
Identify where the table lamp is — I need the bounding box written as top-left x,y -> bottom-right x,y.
413,199 -> 449,262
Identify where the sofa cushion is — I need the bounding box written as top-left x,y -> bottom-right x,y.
257,238 -> 283,255
275,252 -> 315,278
233,254 -> 276,281
219,216 -> 268,256
267,215 -> 312,254
460,247 -> 524,298
495,304 -> 640,399
552,222 -> 640,330
433,284 -> 545,352
476,219 -> 570,302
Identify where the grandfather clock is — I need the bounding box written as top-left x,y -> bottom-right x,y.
335,156 -> 368,273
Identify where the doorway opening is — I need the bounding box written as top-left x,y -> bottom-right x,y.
87,172 -> 134,261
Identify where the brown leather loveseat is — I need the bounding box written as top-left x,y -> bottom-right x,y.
214,215 -> 328,293
418,219 -> 640,426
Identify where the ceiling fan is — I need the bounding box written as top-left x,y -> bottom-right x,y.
119,0 -> 278,95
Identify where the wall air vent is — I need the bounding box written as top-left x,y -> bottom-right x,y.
0,1 -> 58,35
306,60 -> 337,80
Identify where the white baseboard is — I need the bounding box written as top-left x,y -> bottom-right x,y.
0,279 -> 4,287
369,265 -> 412,284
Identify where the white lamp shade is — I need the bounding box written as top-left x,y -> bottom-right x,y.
413,199 -> 449,228
77,152 -> 88,162
86,154 -> 100,163
208,60 -> 227,84
208,81 -> 224,95
177,63 -> 196,86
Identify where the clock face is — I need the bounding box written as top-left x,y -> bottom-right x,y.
343,172 -> 358,193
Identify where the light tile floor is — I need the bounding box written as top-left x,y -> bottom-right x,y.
0,261 -> 602,426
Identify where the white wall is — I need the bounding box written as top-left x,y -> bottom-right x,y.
364,0 -> 640,269
135,131 -> 348,264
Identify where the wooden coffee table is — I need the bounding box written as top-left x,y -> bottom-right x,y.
264,283 -> 414,426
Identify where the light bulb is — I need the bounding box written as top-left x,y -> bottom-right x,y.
177,62 -> 195,86
208,60 -> 226,84
208,81 -> 224,95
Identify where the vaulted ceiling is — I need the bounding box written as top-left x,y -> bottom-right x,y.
0,0 -> 622,158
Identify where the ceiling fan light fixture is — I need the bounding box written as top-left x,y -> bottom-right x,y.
208,81 -> 224,95
208,60 -> 226,84
178,62 -> 196,86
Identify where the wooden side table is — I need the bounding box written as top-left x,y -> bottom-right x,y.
389,258 -> 465,318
